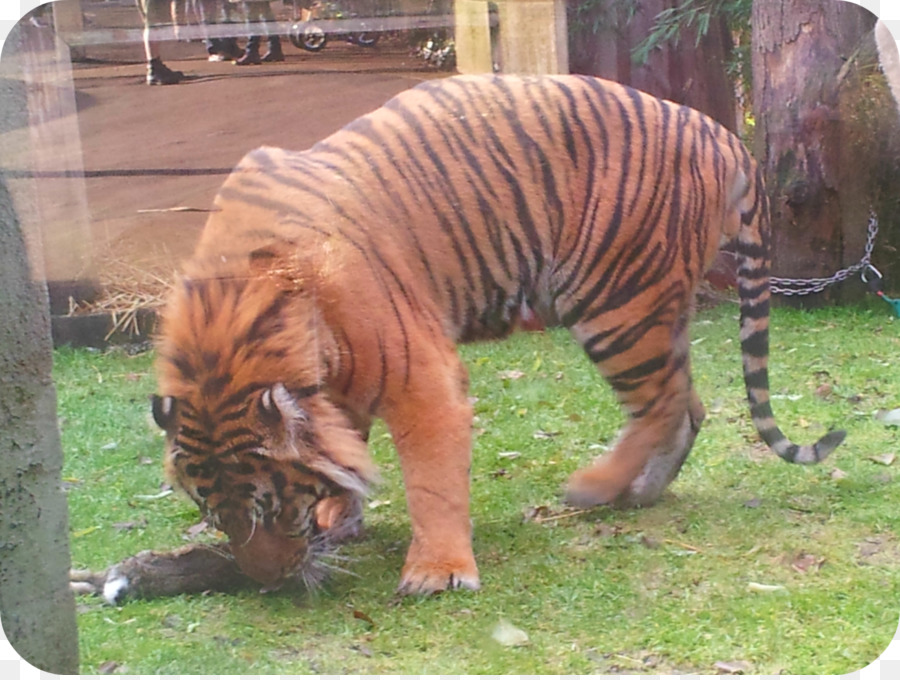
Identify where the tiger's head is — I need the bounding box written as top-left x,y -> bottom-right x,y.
152,265 -> 375,591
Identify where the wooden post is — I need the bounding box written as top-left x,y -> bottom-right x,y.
454,0 -> 494,74
494,0 -> 568,74
52,0 -> 86,61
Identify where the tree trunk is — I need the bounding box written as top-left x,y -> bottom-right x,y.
752,0 -> 900,304
0,79 -> 80,673
568,0 -> 737,129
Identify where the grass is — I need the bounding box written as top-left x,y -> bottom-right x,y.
55,301 -> 899,675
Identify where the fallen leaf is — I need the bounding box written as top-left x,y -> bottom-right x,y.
814,383 -> 833,399
352,609 -> 376,627
747,581 -> 787,593
533,429 -> 561,439
742,497 -> 762,508
790,552 -> 824,573
492,619 -> 529,647
830,468 -> 848,480
100,441 -> 118,451
522,505 -> 551,522
498,451 -> 521,459
98,661 -> 120,674
73,526 -> 100,539
875,408 -> 900,426
497,369 -> 525,381
368,499 -> 391,509
868,453 -> 895,466
594,523 -> 622,538
714,659 -> 751,674
134,489 -> 173,501
186,519 -> 210,538
640,535 -> 661,549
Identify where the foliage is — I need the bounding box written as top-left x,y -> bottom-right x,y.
57,301 -> 899,674
630,0 -> 751,65
567,0 -> 638,38
568,0 -> 753,111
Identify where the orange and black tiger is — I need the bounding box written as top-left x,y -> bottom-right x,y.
151,74 -> 845,596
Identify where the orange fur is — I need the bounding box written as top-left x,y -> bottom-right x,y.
153,75 -> 843,596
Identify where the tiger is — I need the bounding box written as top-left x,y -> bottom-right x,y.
151,74 -> 846,597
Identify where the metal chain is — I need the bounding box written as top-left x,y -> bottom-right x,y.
769,212 -> 879,296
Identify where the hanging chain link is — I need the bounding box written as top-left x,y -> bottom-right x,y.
769,212 -> 879,296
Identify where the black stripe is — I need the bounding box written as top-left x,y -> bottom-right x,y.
734,241 -> 768,259
607,355 -> 668,392
739,300 -> 770,320
750,402 -> 774,420
218,404 -> 250,423
743,368 -> 769,391
290,384 -> 321,400
219,382 -> 269,410
741,330 -> 769,358
738,282 -> 769,301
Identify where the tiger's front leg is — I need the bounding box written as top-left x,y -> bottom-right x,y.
382,350 -> 480,596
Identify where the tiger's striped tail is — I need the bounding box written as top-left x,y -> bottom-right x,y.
734,170 -> 846,464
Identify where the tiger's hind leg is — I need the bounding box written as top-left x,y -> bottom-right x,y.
566,307 -> 705,508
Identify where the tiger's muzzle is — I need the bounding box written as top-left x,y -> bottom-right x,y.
218,493 -> 363,590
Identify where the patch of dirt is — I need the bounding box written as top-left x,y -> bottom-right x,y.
855,534 -> 900,567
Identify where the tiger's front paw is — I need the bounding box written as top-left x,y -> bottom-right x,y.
397,557 -> 480,596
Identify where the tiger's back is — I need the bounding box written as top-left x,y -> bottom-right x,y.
203,75 -> 749,343
157,75 -> 844,597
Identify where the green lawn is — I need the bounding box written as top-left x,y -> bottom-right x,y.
56,301 -> 900,675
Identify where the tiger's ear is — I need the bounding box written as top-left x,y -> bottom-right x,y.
257,384 -> 375,495
151,395 -> 177,432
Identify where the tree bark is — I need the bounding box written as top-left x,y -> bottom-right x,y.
568,0 -> 737,129
0,78 -> 80,673
752,0 -> 900,303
